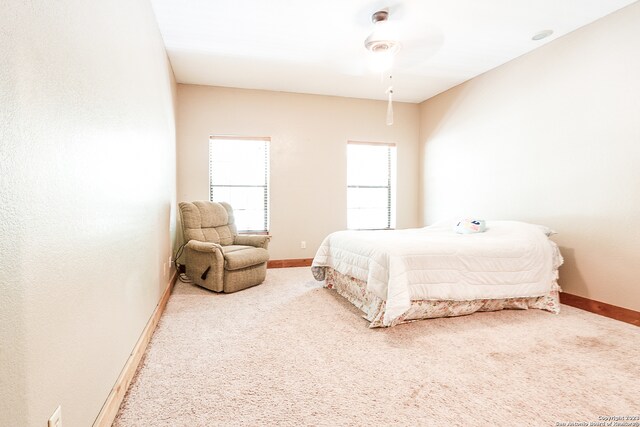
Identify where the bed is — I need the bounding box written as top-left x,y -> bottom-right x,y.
311,220 -> 563,328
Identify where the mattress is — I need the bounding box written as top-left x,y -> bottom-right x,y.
311,220 -> 563,327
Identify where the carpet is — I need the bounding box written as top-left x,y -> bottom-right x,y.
113,267 -> 640,426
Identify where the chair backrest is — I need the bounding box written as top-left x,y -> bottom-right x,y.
179,201 -> 238,246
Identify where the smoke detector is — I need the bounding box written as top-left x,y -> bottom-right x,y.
532,29 -> 554,41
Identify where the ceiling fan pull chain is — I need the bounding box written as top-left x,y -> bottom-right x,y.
386,75 -> 394,126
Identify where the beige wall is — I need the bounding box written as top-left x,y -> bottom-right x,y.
419,3 -> 640,311
177,85 -> 420,259
0,1 -> 177,426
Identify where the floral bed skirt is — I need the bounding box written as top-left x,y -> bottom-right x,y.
323,268 -> 561,328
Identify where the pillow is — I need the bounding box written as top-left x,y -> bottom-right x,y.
454,219 -> 486,234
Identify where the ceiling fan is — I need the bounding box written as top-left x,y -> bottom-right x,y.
361,4 -> 442,71
364,9 -> 401,72
359,5 -> 442,125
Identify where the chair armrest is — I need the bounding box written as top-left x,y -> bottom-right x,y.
183,240 -> 225,292
234,234 -> 271,249
186,240 -> 222,253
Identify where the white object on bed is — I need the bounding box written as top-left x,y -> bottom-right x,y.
311,220 -> 563,327
454,218 -> 486,234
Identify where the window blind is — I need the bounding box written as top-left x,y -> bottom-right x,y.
209,136 -> 270,232
347,141 -> 396,230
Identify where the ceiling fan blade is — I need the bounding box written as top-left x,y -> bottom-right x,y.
329,49 -> 371,76
388,21 -> 445,68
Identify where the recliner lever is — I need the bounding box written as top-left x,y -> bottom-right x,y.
201,266 -> 211,280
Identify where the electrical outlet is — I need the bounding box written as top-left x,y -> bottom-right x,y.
163,262 -> 167,277
300,241 -> 306,249
48,405 -> 62,427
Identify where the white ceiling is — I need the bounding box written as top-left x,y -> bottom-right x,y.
151,0 -> 637,103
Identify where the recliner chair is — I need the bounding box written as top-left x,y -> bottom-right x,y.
178,201 -> 270,293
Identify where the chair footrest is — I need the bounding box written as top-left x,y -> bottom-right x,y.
224,247 -> 269,271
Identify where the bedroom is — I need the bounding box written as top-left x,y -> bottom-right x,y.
1,0 -> 639,426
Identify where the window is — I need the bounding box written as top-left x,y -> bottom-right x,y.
209,136 -> 270,233
347,141 -> 396,230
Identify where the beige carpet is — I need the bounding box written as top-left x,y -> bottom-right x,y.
114,267 -> 640,426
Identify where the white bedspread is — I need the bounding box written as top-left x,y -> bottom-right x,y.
311,221 -> 563,326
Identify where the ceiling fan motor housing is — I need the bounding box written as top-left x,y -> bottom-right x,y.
371,10 -> 389,23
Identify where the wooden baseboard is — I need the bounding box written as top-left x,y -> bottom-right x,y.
267,258 -> 313,268
93,271 -> 178,427
560,293 -> 640,327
